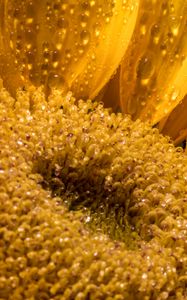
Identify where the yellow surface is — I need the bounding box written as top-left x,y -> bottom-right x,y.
0,0 -> 139,100
120,0 -> 187,125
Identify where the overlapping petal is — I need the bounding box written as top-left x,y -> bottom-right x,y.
158,94 -> 187,145
0,0 -> 139,100
120,0 -> 187,125
71,1 -> 139,100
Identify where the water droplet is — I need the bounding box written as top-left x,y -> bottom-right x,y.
25,28 -> 34,43
56,42 -> 63,50
170,16 -> 179,37
26,18 -> 34,25
94,24 -> 100,38
139,12 -> 149,36
90,1 -> 95,7
140,25 -> 146,35
48,73 -> 65,89
160,44 -> 167,57
162,3 -> 168,16
52,50 -> 60,62
105,16 -> 110,23
137,53 -> 155,83
57,17 -> 68,30
78,46 -> 84,56
27,63 -> 32,71
65,50 -> 71,59
61,3 -> 68,12
171,89 -> 179,101
80,14 -> 88,28
151,24 -> 160,44
80,30 -> 90,46
69,5 -> 75,15
53,3 -> 60,12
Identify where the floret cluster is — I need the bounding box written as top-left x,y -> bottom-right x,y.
0,83 -> 187,299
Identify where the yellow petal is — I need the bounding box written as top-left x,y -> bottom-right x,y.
71,1 -> 139,100
0,5 -> 24,96
120,0 -> 187,125
159,94 -> 187,146
0,0 -> 139,100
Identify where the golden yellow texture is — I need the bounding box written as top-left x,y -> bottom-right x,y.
0,84 -> 187,299
0,1 -> 187,298
0,0 -> 139,99
159,95 -> 187,146
0,0 -> 187,143
120,0 -> 187,125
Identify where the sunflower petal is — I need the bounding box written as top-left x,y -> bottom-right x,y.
72,1 -> 139,100
0,0 -> 139,100
120,0 -> 187,125
159,94 -> 187,145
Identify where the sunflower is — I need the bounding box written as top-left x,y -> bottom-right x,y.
0,1 -> 187,299
0,0 -> 187,145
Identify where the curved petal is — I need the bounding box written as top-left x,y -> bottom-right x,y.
71,1 -> 139,100
0,0 -> 139,100
120,0 -> 187,125
159,94 -> 187,145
